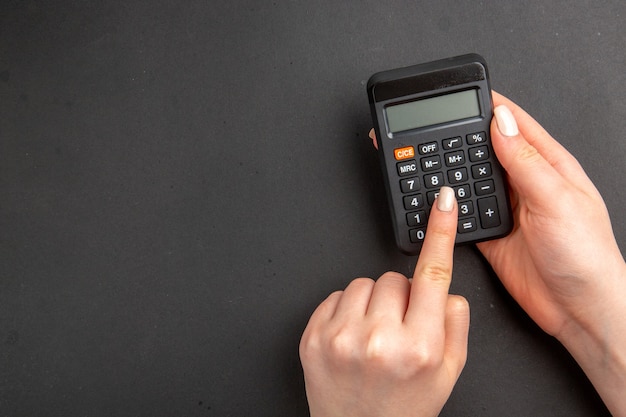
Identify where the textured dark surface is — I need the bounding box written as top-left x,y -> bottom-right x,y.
1,1 -> 624,416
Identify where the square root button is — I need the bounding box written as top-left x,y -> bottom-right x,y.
477,196 -> 501,229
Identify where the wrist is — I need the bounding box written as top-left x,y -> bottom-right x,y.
556,260 -> 626,415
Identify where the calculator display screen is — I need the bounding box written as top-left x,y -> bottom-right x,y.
385,89 -> 480,133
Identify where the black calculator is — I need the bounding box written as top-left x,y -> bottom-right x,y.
367,54 -> 513,255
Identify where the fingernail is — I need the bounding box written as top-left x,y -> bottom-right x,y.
437,186 -> 455,212
494,105 -> 519,137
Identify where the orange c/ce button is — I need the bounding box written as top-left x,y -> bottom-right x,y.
394,146 -> 415,161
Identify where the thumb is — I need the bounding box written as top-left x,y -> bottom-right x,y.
490,105 -> 564,203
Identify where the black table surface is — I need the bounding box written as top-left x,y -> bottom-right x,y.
1,1 -> 624,416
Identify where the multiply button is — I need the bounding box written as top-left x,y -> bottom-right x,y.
471,162 -> 492,179
477,196 -> 501,228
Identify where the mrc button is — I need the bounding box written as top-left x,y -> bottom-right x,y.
397,160 -> 418,176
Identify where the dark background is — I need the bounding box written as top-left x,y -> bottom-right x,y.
1,1 -> 624,416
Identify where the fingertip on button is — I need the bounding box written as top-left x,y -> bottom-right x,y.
437,186 -> 456,213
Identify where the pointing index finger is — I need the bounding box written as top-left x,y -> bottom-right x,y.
405,186 -> 458,326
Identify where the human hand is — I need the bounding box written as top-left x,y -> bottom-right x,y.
480,92 -> 626,414
299,187 -> 469,417
478,92 -> 626,339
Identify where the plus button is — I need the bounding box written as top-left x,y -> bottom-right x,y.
477,196 -> 501,229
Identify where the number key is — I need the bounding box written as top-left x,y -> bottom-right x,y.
403,194 -> 424,210
424,172 -> 444,189
406,210 -> 427,227
400,177 -> 420,193
447,168 -> 468,184
453,184 -> 471,200
459,201 -> 474,216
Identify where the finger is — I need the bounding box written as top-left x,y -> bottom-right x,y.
443,294 -> 470,375
491,92 -> 593,187
307,290 -> 344,324
330,277 -> 375,320
365,271 -> 411,321
368,128 -> 378,149
490,104 -> 567,204
405,186 -> 457,326
299,290 -> 343,360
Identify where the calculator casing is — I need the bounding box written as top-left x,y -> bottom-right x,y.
367,54 -> 513,255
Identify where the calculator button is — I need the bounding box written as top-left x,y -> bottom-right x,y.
403,194 -> 424,210
424,172 -> 444,189
475,179 -> 495,196
442,136 -> 462,150
444,150 -> 465,167
447,168 -> 468,184
459,201 -> 474,216
394,146 -> 415,160
467,131 -> 487,144
406,210 -> 427,227
418,142 -> 439,155
458,217 -> 478,233
400,177 -> 420,193
409,228 -> 426,243
420,155 -> 441,171
478,196 -> 501,228
469,146 -> 489,162
397,160 -> 418,176
427,190 -> 440,205
471,162 -> 492,179
453,184 -> 471,200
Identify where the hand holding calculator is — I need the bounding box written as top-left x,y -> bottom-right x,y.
367,54 -> 513,255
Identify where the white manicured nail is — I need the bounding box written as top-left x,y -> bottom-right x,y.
437,186 -> 455,212
494,105 -> 519,137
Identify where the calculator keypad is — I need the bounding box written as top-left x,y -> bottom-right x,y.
396,131 -> 504,244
